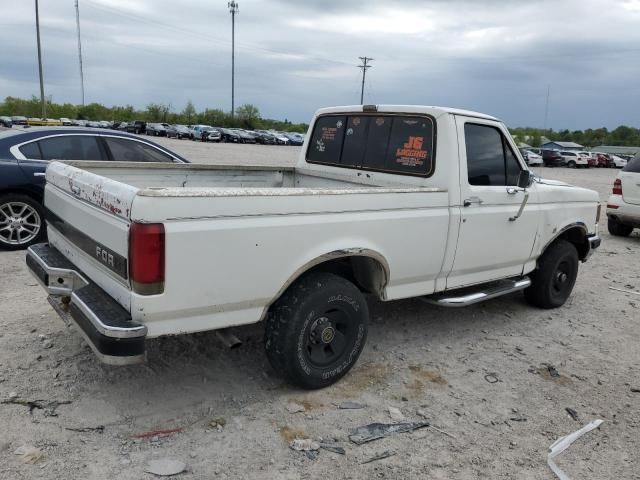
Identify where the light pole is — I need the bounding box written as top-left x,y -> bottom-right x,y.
358,56 -> 373,105
35,0 -> 46,118
228,1 -> 238,118
75,0 -> 85,106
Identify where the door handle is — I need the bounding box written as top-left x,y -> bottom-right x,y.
33,172 -> 46,177
506,187 -> 519,195
463,196 -> 483,207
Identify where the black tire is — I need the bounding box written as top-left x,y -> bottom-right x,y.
567,160 -> 576,168
0,194 -> 46,250
264,271 -> 369,389
608,218 -> 633,237
524,239 -> 578,309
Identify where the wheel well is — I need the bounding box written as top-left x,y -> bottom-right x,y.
307,255 -> 389,298
550,226 -> 589,261
0,188 -> 43,204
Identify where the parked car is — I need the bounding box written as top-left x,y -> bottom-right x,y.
609,155 -> 628,168
11,116 -> 27,125
166,124 -> 192,139
189,125 -> 213,141
146,123 -> 167,136
0,127 -> 188,250
98,121 -> 112,129
0,116 -> 13,128
219,128 -> 241,143
59,118 -> 72,126
252,131 -> 276,145
125,121 -> 147,135
541,149 -> 565,167
560,151 -> 590,168
28,118 -> 63,127
591,152 -> 613,168
204,128 -> 222,142
232,129 -> 257,144
24,105 -> 600,389
283,132 -> 304,146
606,156 -> 640,236
519,148 -> 543,166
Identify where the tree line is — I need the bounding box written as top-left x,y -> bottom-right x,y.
509,126 -> 640,148
0,96 -> 308,132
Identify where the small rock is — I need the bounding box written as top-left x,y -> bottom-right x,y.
416,409 -> 429,419
144,458 -> 187,476
337,401 -> 366,410
9,392 -> 18,399
14,445 -> 44,464
388,406 -> 405,421
43,340 -> 53,349
289,438 -> 320,451
286,402 -> 306,414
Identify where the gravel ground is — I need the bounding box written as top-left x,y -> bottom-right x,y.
1,141 -> 638,479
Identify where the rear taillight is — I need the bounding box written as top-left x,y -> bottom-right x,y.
612,178 -> 622,195
129,222 -> 165,295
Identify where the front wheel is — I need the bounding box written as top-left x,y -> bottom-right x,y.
0,194 -> 46,250
264,272 -> 369,389
567,160 -> 576,168
524,239 -> 578,309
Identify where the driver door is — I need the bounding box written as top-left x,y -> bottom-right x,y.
447,116 -> 539,289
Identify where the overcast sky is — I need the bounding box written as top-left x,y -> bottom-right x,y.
1,0 -> 639,129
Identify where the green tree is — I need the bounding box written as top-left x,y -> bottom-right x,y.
235,104 -> 260,129
182,100 -> 196,125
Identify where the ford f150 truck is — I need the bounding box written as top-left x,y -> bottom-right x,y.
26,105 -> 601,389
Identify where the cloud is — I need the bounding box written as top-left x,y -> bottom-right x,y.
0,0 -> 638,129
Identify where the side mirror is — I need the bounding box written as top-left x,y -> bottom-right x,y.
517,170 -> 533,189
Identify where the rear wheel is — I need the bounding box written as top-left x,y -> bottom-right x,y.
0,194 -> 45,250
265,271 -> 368,389
524,239 -> 578,309
608,218 -> 633,237
567,160 -> 576,168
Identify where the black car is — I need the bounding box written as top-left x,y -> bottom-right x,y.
541,149 -> 566,167
125,120 -> 147,134
0,116 -> 12,128
0,127 -> 188,250
252,131 -> 276,145
283,132 -> 304,146
146,123 -> 167,136
232,129 -> 257,144
166,124 -> 192,139
219,128 -> 241,143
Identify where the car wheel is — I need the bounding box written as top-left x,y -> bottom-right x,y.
567,160 -> 576,168
524,239 -> 578,309
0,194 -> 46,250
608,218 -> 633,237
264,271 -> 369,389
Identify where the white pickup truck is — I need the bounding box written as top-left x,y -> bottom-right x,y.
26,105 -> 601,389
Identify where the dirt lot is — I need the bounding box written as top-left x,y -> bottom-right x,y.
1,141 -> 638,479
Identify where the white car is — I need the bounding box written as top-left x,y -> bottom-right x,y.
560,151 -> 590,168
522,150 -> 543,166
26,104 -> 601,389
606,157 -> 640,236
610,155 -> 627,168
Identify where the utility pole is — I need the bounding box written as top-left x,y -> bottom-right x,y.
228,1 -> 238,118
75,0 -> 85,106
543,84 -> 550,131
35,0 -> 46,118
358,57 -> 373,104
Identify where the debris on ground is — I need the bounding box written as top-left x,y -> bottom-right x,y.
388,406 -> 405,421
360,450 -> 396,464
289,438 -> 320,451
65,425 -> 105,433
286,401 -> 306,414
608,286 -> 640,296
349,421 -> 430,445
319,442 -> 346,455
144,458 -> 187,476
14,445 -> 44,464
208,418 -> 226,431
565,408 -> 579,422
547,365 -> 560,378
509,415 -> 527,422
484,373 -> 499,383
548,419 -> 603,480
429,425 -> 457,440
336,401 -> 366,410
630,387 -> 640,393
1,397 -> 71,416
131,427 -> 184,439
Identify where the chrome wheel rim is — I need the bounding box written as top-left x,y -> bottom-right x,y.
0,201 -> 41,246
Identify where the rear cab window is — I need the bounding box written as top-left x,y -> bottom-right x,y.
306,113 -> 436,177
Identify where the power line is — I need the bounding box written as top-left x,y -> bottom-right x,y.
75,0 -> 85,105
543,84 -> 550,130
358,56 -> 373,105
229,1 -> 238,117
34,0 -> 46,118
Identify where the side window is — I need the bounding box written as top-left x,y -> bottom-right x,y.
19,141 -> 42,159
38,135 -> 103,160
103,137 -> 174,162
465,124 -> 521,186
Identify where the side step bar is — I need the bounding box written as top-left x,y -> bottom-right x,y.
421,277 -> 531,308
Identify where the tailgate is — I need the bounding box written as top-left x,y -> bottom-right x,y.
621,171 -> 640,205
44,161 -> 138,310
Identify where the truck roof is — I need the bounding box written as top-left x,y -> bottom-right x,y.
314,104 -> 500,122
